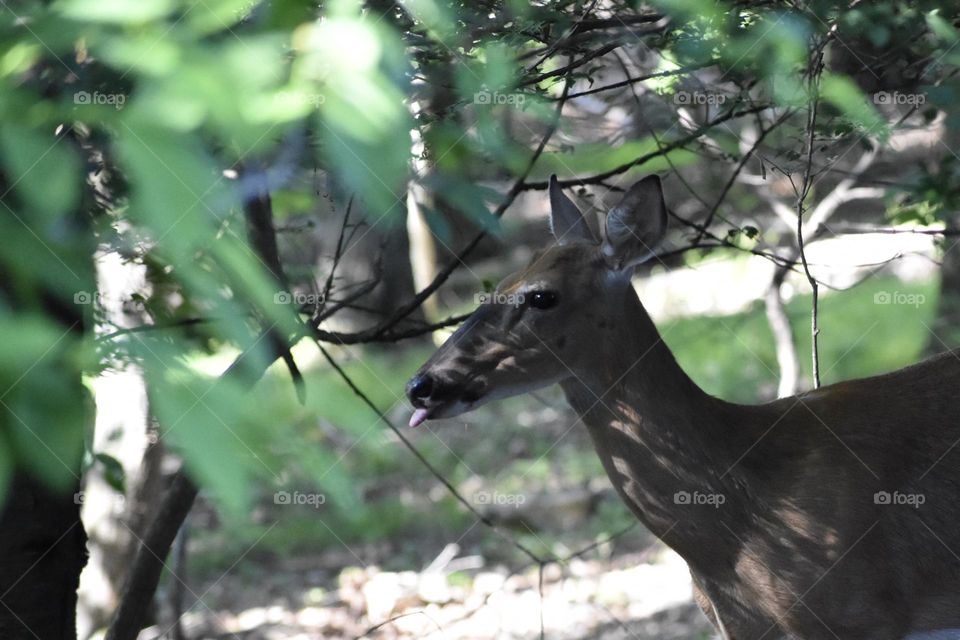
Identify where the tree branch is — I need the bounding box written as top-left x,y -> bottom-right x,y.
796,48 -> 826,389
693,110 -> 792,245
523,104 -> 770,190
107,163 -> 304,640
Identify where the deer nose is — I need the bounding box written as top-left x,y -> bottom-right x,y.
406,374 -> 434,403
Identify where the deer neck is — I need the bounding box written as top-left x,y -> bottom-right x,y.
559,287 -> 744,569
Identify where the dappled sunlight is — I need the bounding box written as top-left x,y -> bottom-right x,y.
3,0 -> 960,638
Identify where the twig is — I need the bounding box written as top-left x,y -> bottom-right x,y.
521,42 -> 622,86
353,611 -> 444,639
316,195 -> 355,323
612,50 -> 712,211
517,13 -> 664,62
417,521 -> 645,634
317,344 -> 542,564
326,64 -> 573,342
562,62 -> 715,100
97,317 -> 215,342
693,110 -> 793,245
559,522 -> 638,562
523,104 -> 770,190
823,224 -> 960,237
666,212 -> 801,271
313,312 -> 471,344
524,0 -> 602,74
796,48 -> 826,389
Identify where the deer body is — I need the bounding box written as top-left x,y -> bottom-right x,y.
407,175 -> 960,639
561,282 -> 960,639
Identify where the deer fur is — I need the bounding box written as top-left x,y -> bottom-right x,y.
407,175 -> 960,639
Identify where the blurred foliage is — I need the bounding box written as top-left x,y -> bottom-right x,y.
1,0 -> 960,528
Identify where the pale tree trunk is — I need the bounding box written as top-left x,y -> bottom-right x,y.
407,93 -> 440,325
753,148 -> 881,396
76,247 -> 159,639
404,62 -> 465,340
765,268 -> 800,398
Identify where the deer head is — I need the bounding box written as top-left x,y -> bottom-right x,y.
406,174 -> 668,427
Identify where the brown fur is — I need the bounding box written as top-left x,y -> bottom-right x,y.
411,243 -> 960,639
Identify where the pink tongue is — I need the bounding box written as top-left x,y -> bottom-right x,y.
409,408 -> 430,428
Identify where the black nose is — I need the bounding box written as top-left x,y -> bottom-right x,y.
407,374 -> 434,401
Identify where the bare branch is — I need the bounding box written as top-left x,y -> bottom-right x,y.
318,65 -> 574,344
524,0 -> 603,73
521,42 -> 622,87
562,62 -> 715,100
823,224 -> 960,237
317,345 -> 543,564
523,104 -> 771,190
796,49 -> 825,389
805,146 -> 881,235
693,110 -> 793,245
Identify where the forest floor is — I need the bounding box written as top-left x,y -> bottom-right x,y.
145,542 -> 714,639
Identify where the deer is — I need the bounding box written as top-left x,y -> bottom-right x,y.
405,174 -> 960,640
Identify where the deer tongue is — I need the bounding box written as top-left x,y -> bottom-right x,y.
409,407 -> 431,428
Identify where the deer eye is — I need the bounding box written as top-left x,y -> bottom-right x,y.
528,290 -> 559,310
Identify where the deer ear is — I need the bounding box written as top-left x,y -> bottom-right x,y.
602,175 -> 667,271
549,175 -> 597,245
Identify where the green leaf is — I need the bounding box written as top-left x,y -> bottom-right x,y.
152,371 -> 258,517
56,0 -> 177,23
94,453 -> 127,493
926,11 -> 959,44
185,0 -> 258,33
0,125 -> 81,218
6,370 -> 87,492
820,74 -> 888,141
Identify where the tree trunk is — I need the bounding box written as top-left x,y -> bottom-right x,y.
0,155 -> 91,640
76,249 -> 155,639
0,474 -> 87,639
